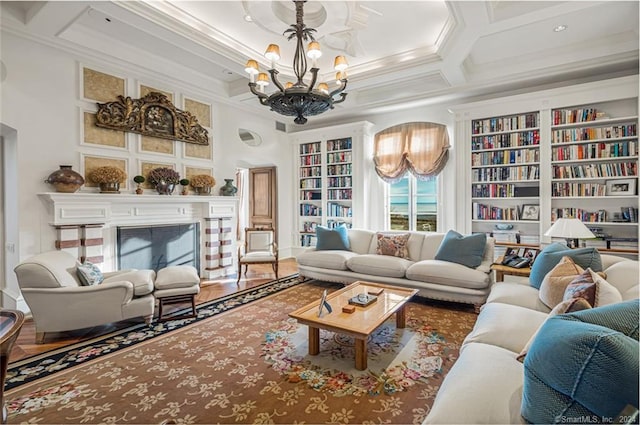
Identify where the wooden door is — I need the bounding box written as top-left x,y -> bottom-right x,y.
249,167 -> 277,237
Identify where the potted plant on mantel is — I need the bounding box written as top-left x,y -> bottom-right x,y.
133,175 -> 145,194
179,178 -> 190,195
89,166 -> 127,193
190,174 -> 216,195
147,167 -> 180,195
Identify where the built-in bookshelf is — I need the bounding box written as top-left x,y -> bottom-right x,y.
296,137 -> 355,248
293,122 -> 374,249
457,79 -> 639,259
550,100 -> 639,252
470,111 -> 542,255
299,141 -> 323,247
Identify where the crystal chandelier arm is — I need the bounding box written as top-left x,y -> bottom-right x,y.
268,69 -> 286,92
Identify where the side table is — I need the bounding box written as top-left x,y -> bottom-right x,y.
491,256 -> 532,282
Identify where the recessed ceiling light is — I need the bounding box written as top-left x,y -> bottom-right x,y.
244,14 -> 252,22
553,24 -> 568,32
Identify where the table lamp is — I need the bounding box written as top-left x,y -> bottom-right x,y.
544,218 -> 596,248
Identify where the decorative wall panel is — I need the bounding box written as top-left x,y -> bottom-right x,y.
83,112 -> 126,148
83,68 -> 124,102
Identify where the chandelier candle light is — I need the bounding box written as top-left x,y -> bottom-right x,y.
245,1 -> 348,125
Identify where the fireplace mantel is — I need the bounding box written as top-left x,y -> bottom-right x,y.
39,192 -> 239,278
38,192 -> 237,226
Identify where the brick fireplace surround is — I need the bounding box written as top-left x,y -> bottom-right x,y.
39,193 -> 238,279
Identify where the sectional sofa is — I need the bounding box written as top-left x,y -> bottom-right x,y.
424,253 -> 639,424
296,229 -> 495,308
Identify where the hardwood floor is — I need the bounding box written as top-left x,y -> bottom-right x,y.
10,258 -> 299,363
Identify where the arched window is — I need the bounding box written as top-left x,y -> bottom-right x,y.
374,122 -> 450,231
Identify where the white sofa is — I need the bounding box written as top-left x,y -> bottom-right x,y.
296,229 -> 495,307
424,253 -> 640,424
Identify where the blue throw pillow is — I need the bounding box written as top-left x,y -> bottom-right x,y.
434,230 -> 486,268
529,243 -> 602,289
522,300 -> 639,424
315,225 -> 350,251
76,261 -> 104,286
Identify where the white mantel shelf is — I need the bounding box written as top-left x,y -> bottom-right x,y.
39,192 -> 239,227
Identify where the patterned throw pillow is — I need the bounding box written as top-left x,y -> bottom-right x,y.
538,256 -> 584,309
563,268 -> 622,307
76,261 -> 104,286
376,233 -> 410,259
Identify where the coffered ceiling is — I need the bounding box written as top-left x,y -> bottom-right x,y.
1,1 -> 638,127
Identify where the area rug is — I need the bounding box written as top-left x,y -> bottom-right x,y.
5,278 -> 477,424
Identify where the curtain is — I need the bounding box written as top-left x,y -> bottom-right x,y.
373,122 -> 450,183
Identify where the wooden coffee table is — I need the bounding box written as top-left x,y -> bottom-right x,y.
288,281 -> 418,370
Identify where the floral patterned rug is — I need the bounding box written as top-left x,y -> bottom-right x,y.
6,278 -> 477,424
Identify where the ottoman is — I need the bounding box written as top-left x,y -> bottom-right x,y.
154,265 -> 201,321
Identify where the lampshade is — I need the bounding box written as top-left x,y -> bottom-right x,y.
334,55 -> 348,71
318,82 -> 329,94
544,218 -> 596,239
256,73 -> 270,87
244,59 -> 259,75
264,44 -> 281,62
307,41 -> 322,60
285,82 -> 293,89
335,71 -> 347,85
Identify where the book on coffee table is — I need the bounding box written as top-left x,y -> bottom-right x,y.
348,293 -> 377,307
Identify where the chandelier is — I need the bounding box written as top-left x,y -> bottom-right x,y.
244,1 -> 349,125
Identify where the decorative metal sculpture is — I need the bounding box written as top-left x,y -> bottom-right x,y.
95,92 -> 209,145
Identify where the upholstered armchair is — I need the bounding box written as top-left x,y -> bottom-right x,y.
237,227 -> 278,283
14,250 -> 156,343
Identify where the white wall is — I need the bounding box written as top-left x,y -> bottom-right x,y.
0,31 -> 294,286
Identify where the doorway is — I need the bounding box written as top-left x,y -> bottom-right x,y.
1,123 -> 20,309
248,166 -> 278,237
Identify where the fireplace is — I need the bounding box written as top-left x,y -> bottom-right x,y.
117,223 -> 200,272
39,192 -> 238,278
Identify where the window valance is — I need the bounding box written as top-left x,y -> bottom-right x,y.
373,122 -> 450,183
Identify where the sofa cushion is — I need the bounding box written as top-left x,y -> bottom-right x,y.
521,300 -> 640,424
538,256 -> 584,309
529,243 -> 602,289
563,268 -> 622,307
346,229 -> 375,254
406,260 -> 491,290
375,233 -> 410,259
486,281 -> 552,312
424,342 -> 526,425
516,297 -> 592,362
346,254 -> 413,278
315,225 -> 350,251
296,250 -> 358,271
434,230 -> 487,268
76,261 -> 104,286
462,302 -> 547,354
601,260 -> 640,300
103,269 -> 155,296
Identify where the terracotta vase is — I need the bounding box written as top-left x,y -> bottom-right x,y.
45,165 -> 84,193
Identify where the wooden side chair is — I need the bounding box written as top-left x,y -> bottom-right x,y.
1,309 -> 25,424
237,227 -> 278,283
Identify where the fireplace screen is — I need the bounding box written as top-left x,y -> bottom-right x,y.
117,223 -> 200,272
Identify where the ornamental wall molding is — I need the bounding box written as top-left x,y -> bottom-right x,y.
95,92 -> 209,145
